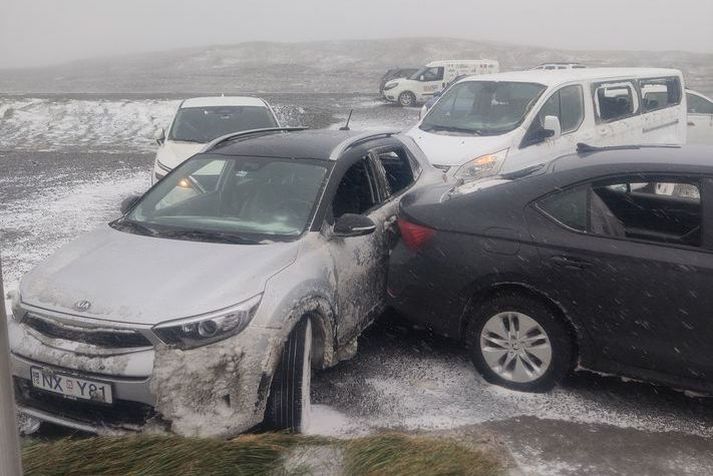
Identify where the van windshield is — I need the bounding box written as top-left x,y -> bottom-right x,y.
168,106 -> 278,143
420,81 -> 546,136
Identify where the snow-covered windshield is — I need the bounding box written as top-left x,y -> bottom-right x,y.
168,106 -> 277,143
122,154 -> 329,241
420,81 -> 546,135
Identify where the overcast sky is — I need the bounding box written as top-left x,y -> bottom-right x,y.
1,0 -> 711,68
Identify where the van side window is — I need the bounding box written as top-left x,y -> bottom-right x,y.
523,85 -> 584,147
421,67 -> 444,81
332,157 -> 380,218
640,77 -> 682,112
595,82 -> 637,122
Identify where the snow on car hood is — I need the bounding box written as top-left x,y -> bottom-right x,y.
20,226 -> 299,325
406,125 -> 513,168
155,140 -> 205,169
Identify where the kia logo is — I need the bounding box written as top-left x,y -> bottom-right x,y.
74,300 -> 92,312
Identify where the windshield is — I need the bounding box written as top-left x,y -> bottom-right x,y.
168,106 -> 278,143
420,81 -> 546,135
119,154 -> 329,242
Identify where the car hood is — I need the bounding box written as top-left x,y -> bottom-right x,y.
406,125 -> 514,168
20,226 -> 299,325
156,140 -> 205,170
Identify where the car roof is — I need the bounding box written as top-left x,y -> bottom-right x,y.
180,96 -> 269,108
548,145 -> 713,175
208,129 -> 391,160
458,67 -> 681,88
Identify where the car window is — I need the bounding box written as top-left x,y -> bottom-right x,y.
687,93 -> 713,114
374,149 -> 416,196
594,81 -> 638,122
537,186 -> 588,231
331,157 -> 381,218
537,177 -> 702,247
532,85 -> 585,135
420,67 -> 444,81
156,160 -> 225,210
640,77 -> 682,112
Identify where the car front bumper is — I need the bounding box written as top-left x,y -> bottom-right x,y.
9,313 -> 280,437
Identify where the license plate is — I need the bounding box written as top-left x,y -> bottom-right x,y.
30,367 -> 113,404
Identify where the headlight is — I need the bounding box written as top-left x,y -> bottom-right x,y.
383,82 -> 399,91
453,149 -> 509,181
153,294 -> 262,350
7,289 -> 25,321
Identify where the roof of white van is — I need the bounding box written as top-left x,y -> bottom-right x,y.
180,96 -> 268,108
459,67 -> 682,87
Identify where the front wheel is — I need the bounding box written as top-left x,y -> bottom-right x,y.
398,91 -> 416,107
465,293 -> 574,392
264,318 -> 312,432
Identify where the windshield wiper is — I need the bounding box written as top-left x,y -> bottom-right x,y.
159,229 -> 259,245
111,219 -> 160,236
421,124 -> 482,135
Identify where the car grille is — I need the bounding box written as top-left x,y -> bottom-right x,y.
23,313 -> 152,349
14,377 -> 158,429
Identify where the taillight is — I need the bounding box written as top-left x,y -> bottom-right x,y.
398,218 -> 435,251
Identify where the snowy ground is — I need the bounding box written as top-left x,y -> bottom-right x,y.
2,93 -> 712,475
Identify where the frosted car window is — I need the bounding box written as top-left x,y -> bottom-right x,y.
640,77 -> 682,112
168,106 -> 277,143
687,93 -> 713,114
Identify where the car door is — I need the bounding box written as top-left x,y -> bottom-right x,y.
526,174 -> 713,383
686,91 -> 713,145
326,153 -> 393,345
515,84 -> 589,166
418,66 -> 446,101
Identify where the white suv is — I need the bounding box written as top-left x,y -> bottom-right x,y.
152,96 -> 279,182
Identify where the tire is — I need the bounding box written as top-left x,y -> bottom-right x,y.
264,318 -> 312,432
465,292 -> 574,393
398,91 -> 416,107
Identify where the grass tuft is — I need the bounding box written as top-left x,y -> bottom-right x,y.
22,433 -> 295,476
343,432 -> 503,476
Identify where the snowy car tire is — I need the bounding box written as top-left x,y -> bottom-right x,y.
398,91 -> 416,107
465,292 -> 574,393
264,318 -> 312,432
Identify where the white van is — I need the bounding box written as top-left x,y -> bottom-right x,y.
406,68 -> 687,179
382,60 -> 499,107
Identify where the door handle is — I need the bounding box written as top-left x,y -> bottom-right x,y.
687,121 -> 695,126
551,255 -> 592,269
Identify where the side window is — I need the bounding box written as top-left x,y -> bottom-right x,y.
421,67 -> 444,82
375,149 -> 416,196
640,77 -> 682,112
538,177 -> 702,247
595,81 -> 637,122
524,85 -> 584,146
537,186 -> 588,231
331,157 -> 379,219
687,93 -> 713,114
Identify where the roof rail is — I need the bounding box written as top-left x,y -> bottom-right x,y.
201,127 -> 308,152
329,130 -> 401,160
576,142 -> 681,154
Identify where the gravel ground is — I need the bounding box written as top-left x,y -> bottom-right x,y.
2,93 -> 712,475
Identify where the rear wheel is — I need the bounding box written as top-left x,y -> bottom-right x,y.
398,91 -> 416,107
465,292 -> 573,392
264,318 -> 312,432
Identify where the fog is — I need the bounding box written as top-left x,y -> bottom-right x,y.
1,0 -> 712,68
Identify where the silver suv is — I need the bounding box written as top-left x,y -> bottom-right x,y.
9,128 -> 441,437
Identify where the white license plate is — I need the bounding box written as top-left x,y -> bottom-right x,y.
31,367 -> 113,404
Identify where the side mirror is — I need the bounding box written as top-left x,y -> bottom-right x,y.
542,115 -> 562,140
334,214 -> 377,237
154,128 -> 166,146
120,195 -> 141,215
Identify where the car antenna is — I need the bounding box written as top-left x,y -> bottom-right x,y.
339,109 -> 354,131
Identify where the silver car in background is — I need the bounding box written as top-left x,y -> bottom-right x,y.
9,128 -> 442,437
